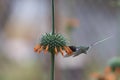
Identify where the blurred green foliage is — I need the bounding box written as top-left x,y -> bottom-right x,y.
0,50 -> 48,80
108,57 -> 120,72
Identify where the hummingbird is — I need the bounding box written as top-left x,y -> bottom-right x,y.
64,36 -> 112,57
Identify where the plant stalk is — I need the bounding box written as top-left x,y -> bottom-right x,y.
51,0 -> 55,80
52,0 -> 55,35
51,53 -> 55,80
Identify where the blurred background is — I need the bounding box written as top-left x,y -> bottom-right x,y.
0,0 -> 119,80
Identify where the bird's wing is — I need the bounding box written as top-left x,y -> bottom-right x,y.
72,49 -> 83,57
